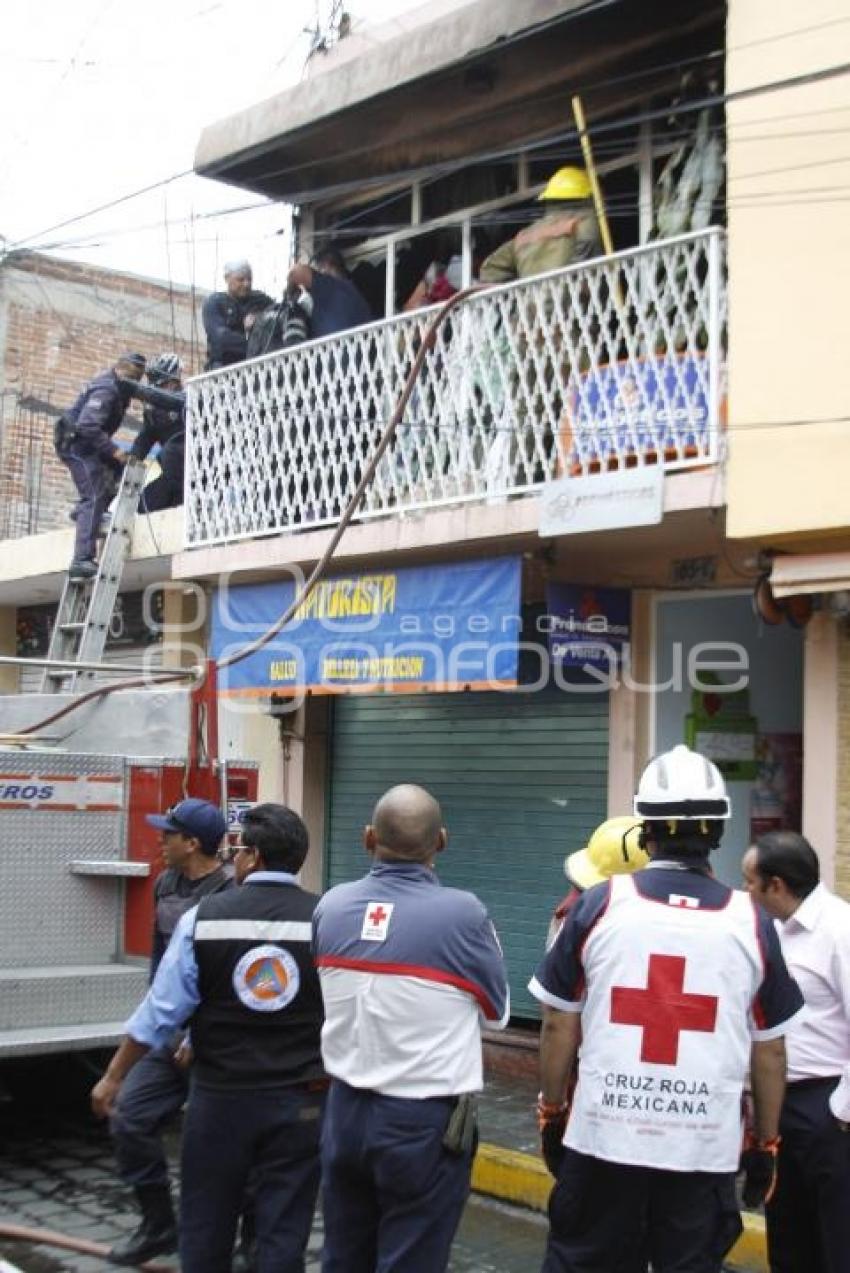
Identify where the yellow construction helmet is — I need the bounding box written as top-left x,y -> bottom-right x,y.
565,816 -> 648,890
538,166 -> 592,201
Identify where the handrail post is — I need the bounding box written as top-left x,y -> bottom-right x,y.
706,228 -> 722,462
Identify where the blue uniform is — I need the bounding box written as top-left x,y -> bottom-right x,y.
313,861 -> 508,1273
111,865 -> 230,1191
56,369 -> 136,562
128,382 -> 186,513
202,289 -> 273,369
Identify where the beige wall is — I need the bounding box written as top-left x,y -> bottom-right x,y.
0,607 -> 18,693
837,622 -> 850,900
725,0 -> 850,540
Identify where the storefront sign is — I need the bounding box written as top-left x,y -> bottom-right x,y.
545,584 -> 631,668
568,352 -> 711,460
685,678 -> 759,780
17,590 -> 163,657
211,557 -> 522,696
540,466 -> 663,537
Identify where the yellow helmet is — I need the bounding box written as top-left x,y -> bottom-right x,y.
538,166 -> 592,202
565,816 -> 648,890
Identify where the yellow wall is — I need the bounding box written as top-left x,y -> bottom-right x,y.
725,0 -> 850,540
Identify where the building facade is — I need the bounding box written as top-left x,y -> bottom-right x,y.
1,0 -> 847,1017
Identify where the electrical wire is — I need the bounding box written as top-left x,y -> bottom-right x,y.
4,44 -> 844,260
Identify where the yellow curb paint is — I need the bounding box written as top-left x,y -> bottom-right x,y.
471,1143 -> 552,1212
471,1143 -> 767,1271
727,1214 -> 767,1272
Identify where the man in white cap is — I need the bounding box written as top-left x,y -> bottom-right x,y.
202,260 -> 273,370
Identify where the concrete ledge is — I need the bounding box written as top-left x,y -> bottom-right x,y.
471,1142 -> 767,1271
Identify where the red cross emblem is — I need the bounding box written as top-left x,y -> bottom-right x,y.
610,954 -> 718,1065
368,905 -> 388,926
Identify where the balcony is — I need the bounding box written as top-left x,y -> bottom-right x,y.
184,228 -> 726,549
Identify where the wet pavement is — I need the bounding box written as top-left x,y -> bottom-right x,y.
0,1055 -> 547,1272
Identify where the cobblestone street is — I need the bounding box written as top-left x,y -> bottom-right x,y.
0,1056 -> 547,1272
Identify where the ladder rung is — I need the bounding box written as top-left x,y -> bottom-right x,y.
59,622 -> 86,632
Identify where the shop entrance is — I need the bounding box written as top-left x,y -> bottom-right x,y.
653,592 -> 804,885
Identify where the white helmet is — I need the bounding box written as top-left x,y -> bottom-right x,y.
634,744 -> 730,821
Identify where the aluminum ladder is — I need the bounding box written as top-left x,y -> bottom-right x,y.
41,458 -> 148,693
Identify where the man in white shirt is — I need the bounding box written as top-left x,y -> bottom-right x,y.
312,783 -> 509,1273
742,831 -> 850,1273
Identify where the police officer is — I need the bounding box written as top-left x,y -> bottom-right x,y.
126,353 -> 186,512
103,797 -> 230,1266
313,783 -> 509,1273
530,745 -> 805,1273
480,167 -> 602,283
202,260 -> 273,370
54,352 -> 146,579
92,803 -> 326,1273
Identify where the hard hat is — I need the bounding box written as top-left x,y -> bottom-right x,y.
147,352 -> 184,385
565,816 -> 648,890
538,166 -> 592,201
634,744 -> 730,821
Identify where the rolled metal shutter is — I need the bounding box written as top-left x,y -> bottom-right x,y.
326,688 -> 609,1019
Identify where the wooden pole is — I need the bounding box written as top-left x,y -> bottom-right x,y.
572,95 -> 615,256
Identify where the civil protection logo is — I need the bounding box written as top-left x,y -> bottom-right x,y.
232,943 -> 299,1012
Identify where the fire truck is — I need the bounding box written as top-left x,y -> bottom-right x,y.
0,664 -> 257,1059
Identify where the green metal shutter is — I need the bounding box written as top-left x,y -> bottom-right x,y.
326,689 -> 608,1019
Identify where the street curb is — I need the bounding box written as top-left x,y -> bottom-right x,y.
471,1143 -> 767,1271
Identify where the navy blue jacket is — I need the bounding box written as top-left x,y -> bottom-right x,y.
309,272 -> 372,339
126,382 -> 186,459
63,369 -> 136,461
202,289 -> 274,369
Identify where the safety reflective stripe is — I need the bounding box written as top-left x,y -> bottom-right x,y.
194,919 -> 313,943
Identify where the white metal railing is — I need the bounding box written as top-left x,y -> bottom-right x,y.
185,228 -> 726,548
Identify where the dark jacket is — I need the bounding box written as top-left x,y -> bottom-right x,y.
202,289 -> 274,369
60,369 -> 137,461
151,864 -> 231,978
191,878 -> 325,1090
127,382 -> 186,460
309,272 -> 372,339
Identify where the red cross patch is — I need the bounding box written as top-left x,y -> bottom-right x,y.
361,901 -> 394,942
610,953 -> 718,1064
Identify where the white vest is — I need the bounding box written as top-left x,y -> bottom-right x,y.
565,873 -> 763,1172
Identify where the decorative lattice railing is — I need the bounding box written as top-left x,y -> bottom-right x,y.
185,228 -> 725,547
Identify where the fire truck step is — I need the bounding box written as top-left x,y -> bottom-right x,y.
0,964 -> 148,1034
0,1019 -> 135,1059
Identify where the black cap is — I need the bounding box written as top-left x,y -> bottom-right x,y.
118,351 -> 147,370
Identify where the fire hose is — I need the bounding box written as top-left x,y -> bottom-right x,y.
12,284 -> 486,735
0,1219 -> 173,1270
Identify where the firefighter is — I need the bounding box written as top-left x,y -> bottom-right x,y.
126,353 -> 186,512
101,797 -> 230,1266
479,166 -> 602,283
92,803 -> 326,1273
312,783 -> 509,1273
54,352 -> 146,579
202,260 -> 273,370
530,745 -> 805,1273
547,815 -> 649,947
